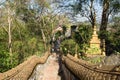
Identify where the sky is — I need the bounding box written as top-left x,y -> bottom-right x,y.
0,0 -> 5,7
53,0 -> 103,24
0,0 -> 102,24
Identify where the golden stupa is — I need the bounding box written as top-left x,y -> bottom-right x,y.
87,26 -> 101,55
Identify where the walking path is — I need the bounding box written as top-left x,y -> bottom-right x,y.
29,53 -> 61,80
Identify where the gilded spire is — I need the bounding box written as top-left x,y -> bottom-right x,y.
90,26 -> 100,44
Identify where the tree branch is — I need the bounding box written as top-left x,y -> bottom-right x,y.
2,26 -> 8,34
83,13 -> 92,24
107,8 -> 114,18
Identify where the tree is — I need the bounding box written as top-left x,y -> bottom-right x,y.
99,0 -> 120,55
73,23 -> 93,55
55,0 -> 97,28
0,0 -> 51,72
0,1 -> 15,54
102,16 -> 120,55
54,0 -> 120,55
73,0 -> 97,28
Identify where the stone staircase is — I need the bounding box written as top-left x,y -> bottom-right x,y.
29,53 -> 61,80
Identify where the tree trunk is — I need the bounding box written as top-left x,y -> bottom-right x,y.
7,5 -> 13,64
8,7 -> 12,54
100,0 -> 109,55
90,0 -> 96,28
41,29 -> 46,50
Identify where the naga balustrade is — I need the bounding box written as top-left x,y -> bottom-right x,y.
60,54 -> 120,80
0,52 -> 50,80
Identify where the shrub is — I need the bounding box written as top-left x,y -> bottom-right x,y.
60,39 -> 80,56
0,51 -> 18,72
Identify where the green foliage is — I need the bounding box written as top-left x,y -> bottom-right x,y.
36,42 -> 45,56
0,50 -> 10,72
98,30 -> 108,39
55,31 -> 62,39
80,55 -> 103,64
0,0 -> 70,73
12,38 -> 45,63
0,2 -> 49,72
88,57 -> 103,64
28,38 -> 37,55
60,39 -> 80,56
12,21 -> 29,40
0,50 -> 18,72
62,25 -> 67,35
73,24 -> 93,54
0,28 -> 7,41
99,16 -> 120,55
12,41 -> 24,63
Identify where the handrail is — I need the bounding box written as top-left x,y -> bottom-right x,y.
66,54 -> 120,74
62,54 -> 120,80
0,52 -> 50,80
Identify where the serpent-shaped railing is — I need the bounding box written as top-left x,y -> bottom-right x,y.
1,52 -> 120,80
0,52 -> 50,80
61,54 -> 120,80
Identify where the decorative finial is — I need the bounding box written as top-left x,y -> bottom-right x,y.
93,26 -> 97,35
